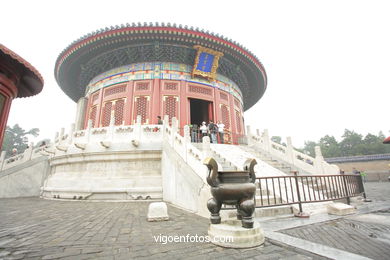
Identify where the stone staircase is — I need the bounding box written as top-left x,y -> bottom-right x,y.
254,186 -> 294,218
240,145 -> 335,202
211,151 -> 237,171
210,144 -> 338,218
239,145 -> 302,175
191,143 -> 237,171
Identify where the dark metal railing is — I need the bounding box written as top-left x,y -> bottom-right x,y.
255,172 -> 367,214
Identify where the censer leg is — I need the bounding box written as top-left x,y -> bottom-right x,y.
207,198 -> 222,224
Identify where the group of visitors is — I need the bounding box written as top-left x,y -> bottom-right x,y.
156,115 -> 226,143
191,121 -> 225,144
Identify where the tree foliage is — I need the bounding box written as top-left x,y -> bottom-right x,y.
271,136 -> 286,146
1,124 -> 39,157
271,136 -> 281,144
302,129 -> 390,158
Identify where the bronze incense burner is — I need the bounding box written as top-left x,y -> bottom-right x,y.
204,157 -> 257,228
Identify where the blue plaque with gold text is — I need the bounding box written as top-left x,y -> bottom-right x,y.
192,46 -> 223,82
196,52 -> 215,73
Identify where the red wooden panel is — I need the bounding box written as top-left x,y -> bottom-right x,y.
101,102 -> 112,127
114,99 -> 125,126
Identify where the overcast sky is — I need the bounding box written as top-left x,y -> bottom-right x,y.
2,0 -> 389,147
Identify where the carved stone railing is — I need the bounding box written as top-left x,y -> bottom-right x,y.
0,143 -> 51,171
48,115 -> 164,156
247,128 -> 339,175
162,116 -> 207,180
0,115 -> 166,172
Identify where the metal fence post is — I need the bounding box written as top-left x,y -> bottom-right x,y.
293,172 -> 303,213
357,175 -> 371,202
342,174 -> 351,205
293,171 -> 309,218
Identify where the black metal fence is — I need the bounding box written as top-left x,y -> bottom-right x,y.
255,173 -> 367,214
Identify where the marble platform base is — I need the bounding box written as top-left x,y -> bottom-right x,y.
208,220 -> 265,248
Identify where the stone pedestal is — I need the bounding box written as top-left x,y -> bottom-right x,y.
327,202 -> 356,216
147,202 -> 169,222
208,220 -> 264,248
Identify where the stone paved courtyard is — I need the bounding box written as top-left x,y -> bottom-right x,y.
0,198 -> 325,260
0,182 -> 389,259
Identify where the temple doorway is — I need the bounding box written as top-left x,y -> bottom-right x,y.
189,98 -> 213,125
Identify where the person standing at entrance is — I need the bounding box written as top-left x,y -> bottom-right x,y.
208,120 -> 217,143
157,116 -> 163,125
200,122 -> 208,140
191,124 -> 199,142
217,121 -> 225,144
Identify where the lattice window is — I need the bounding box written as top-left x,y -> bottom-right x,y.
188,85 -> 212,96
114,99 -> 125,126
104,85 -> 126,97
135,96 -> 148,123
164,96 -> 177,122
101,102 -> 112,127
136,82 -> 149,91
221,105 -> 230,129
164,82 -> 178,91
235,110 -> 242,133
220,92 -> 228,101
89,106 -> 97,127
92,93 -> 99,102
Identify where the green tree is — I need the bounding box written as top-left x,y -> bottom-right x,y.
339,129 -> 363,156
1,124 -> 39,157
319,135 -> 341,157
300,129 -> 390,158
361,132 -> 390,155
271,136 -> 286,146
271,136 -> 281,144
302,141 -> 317,157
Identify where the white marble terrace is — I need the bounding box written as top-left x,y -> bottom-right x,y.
0,115 -> 340,216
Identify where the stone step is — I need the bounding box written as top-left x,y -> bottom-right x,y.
256,188 -> 270,196
254,205 -> 293,218
221,204 -> 293,219
255,195 -> 285,206
221,166 -> 238,171
240,148 -> 293,173
211,152 -> 238,171
309,183 -> 327,191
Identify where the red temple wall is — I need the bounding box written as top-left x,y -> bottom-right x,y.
84,79 -> 245,135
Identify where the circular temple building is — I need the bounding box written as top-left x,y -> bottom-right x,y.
43,23 -> 267,202
55,23 -> 267,142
